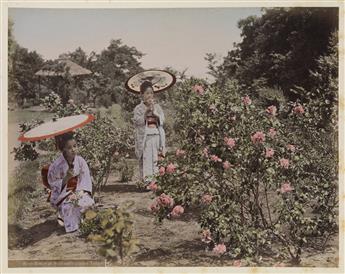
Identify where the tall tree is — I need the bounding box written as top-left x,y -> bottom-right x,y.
216,7 -> 338,100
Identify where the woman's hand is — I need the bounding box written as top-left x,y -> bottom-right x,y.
63,168 -> 74,182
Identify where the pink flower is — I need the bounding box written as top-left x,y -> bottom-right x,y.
176,149 -> 186,157
201,194 -> 213,205
287,144 -> 296,152
201,229 -> 212,243
166,163 -> 176,174
242,95 -> 252,106
192,84 -> 204,95
231,115 -> 236,121
223,160 -> 232,170
213,243 -> 226,255
68,99 -> 74,105
148,181 -> 158,192
293,104 -> 305,115
266,105 -> 277,116
209,104 -> 217,114
224,137 -> 236,149
251,131 -> 266,144
171,205 -> 184,217
159,166 -> 166,176
233,260 -> 242,267
280,182 -> 294,193
265,148 -> 274,158
210,155 -> 222,162
149,201 -> 160,213
158,193 -> 174,207
268,128 -> 277,138
203,147 -> 209,157
279,158 -> 290,169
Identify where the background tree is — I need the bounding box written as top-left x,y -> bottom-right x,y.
213,7 -> 338,101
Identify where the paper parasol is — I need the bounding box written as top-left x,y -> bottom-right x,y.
125,70 -> 176,94
18,114 -> 95,142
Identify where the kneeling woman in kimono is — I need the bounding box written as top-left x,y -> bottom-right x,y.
48,132 -> 94,233
133,81 -> 166,184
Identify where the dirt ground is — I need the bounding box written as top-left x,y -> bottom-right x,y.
8,172 -> 339,268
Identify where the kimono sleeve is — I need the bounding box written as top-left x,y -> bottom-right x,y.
47,164 -> 63,207
133,104 -> 145,127
76,157 -> 93,193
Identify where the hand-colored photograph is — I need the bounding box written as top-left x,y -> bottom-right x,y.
5,4 -> 341,270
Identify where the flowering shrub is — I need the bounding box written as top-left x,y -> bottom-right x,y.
150,79 -> 337,264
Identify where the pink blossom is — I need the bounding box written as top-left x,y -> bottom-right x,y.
176,149 -> 186,157
201,194 -> 213,205
210,154 -> 222,162
233,260 -> 242,267
251,131 -> 266,144
224,137 -> 236,149
266,105 -> 277,116
68,99 -> 74,105
280,182 -> 294,193
149,201 -> 160,213
192,84 -> 205,95
166,163 -> 176,174
148,181 -> 158,192
268,128 -> 277,138
242,95 -> 252,106
209,104 -> 217,114
265,148 -> 274,158
159,166 -> 166,176
293,104 -> 305,115
287,144 -> 296,152
171,205 -> 184,217
231,115 -> 236,121
223,160 -> 233,170
279,158 -> 290,169
158,193 -> 174,207
201,229 -> 212,243
213,243 -> 226,255
203,147 -> 209,157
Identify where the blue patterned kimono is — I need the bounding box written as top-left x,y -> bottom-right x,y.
133,101 -> 166,181
48,154 -> 94,232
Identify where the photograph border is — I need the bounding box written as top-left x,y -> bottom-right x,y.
1,1 -> 344,273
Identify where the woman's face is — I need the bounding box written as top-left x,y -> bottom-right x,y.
63,139 -> 78,161
143,87 -> 154,105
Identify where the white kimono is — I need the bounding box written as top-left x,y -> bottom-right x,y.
48,154 -> 94,232
133,101 -> 166,181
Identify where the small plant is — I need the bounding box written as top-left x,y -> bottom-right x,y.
81,206 -> 139,262
117,160 -> 134,183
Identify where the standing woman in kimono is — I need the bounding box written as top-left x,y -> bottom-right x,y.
133,81 -> 166,183
48,132 -> 94,233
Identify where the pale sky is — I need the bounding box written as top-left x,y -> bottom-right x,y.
9,8 -> 262,79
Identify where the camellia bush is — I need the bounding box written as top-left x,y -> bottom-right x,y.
13,92 -> 134,192
149,78 -> 338,264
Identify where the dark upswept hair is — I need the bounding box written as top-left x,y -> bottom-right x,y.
55,132 -> 74,151
140,81 -> 153,94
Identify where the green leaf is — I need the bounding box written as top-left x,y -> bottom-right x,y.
85,210 -> 97,220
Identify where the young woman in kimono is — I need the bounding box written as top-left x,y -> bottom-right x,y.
133,81 -> 166,184
48,132 -> 94,233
